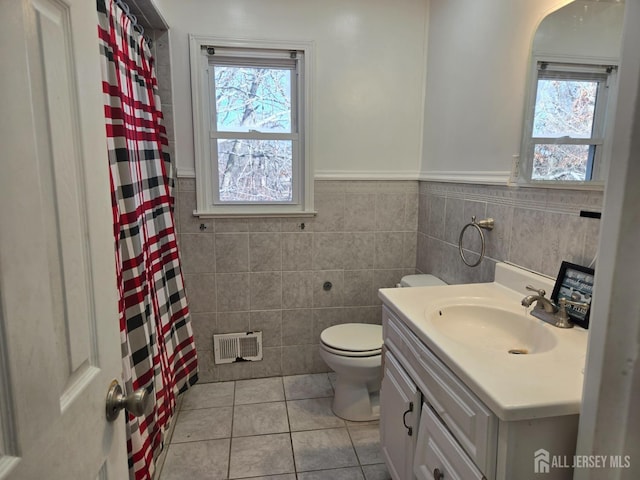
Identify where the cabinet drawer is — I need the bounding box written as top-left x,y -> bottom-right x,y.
414,403 -> 486,480
383,306 -> 497,478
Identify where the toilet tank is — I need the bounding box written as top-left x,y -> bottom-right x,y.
398,274 -> 446,288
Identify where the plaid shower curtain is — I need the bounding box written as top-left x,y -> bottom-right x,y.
97,1 -> 198,478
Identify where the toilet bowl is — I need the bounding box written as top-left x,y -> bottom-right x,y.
319,323 -> 383,421
319,274 -> 446,422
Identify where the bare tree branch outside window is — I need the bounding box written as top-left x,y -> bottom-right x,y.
213,65 -> 294,202
531,79 -> 599,181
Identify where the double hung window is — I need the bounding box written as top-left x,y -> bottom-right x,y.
190,37 -> 313,216
521,61 -> 616,183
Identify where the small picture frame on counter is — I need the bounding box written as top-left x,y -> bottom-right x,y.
551,261 -> 595,329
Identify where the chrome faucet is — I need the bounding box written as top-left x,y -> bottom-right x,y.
521,285 -> 589,329
521,285 -> 557,313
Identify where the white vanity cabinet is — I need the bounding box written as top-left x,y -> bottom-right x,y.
381,305 -> 580,480
380,349 -> 421,480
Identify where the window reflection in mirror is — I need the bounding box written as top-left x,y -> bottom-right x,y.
519,0 -> 624,187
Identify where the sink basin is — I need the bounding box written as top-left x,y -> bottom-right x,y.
427,304 -> 557,354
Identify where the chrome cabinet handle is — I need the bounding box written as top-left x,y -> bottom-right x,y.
433,468 -> 444,479
105,380 -> 151,421
402,401 -> 414,436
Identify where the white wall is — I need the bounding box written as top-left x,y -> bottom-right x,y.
419,0 -> 573,182
156,0 -> 430,179
534,0 -> 624,60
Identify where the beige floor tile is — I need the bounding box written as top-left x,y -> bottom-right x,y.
160,439 -> 230,480
233,476 -> 296,480
291,428 -> 358,472
362,464 -> 391,480
171,406 -> 233,443
348,424 -> 384,465
229,433 -> 295,479
181,381 -> 235,410
283,373 -> 334,400
232,402 -> 289,437
298,467 -> 364,480
235,377 -> 285,405
287,397 -> 346,431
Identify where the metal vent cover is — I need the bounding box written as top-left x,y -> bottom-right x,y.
213,332 -> 262,364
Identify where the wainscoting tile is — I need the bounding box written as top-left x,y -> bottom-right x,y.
281,309 -> 315,346
509,208 -> 544,273
444,196 -> 464,245
345,193 -> 376,231
180,234 -> 215,274
313,271 -> 344,308
250,310 -> 282,347
541,212 -> 586,277
251,347 -> 283,378
313,233 -> 346,270
374,232 -> 404,269
282,271 -> 314,309
250,233 -> 282,272
281,345 -> 316,376
314,192 -> 345,232
282,233 -> 313,271
375,193 -> 405,232
215,233 -> 249,273
250,272 -> 283,310
216,273 -> 250,312
177,191 -> 213,234
344,270 -> 375,307
183,273 -> 216,313
343,232 -> 375,270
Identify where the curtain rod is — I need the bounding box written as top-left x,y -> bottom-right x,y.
114,0 -> 153,46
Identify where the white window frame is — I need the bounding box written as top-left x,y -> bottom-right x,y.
189,35 -> 315,217
519,57 -> 618,187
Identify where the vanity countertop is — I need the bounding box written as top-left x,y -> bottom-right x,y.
379,264 -> 589,421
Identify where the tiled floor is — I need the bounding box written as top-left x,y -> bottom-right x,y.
158,374 -> 391,480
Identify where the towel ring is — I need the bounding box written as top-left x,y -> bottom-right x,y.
458,216 -> 494,267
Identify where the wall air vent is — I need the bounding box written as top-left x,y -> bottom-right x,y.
213,332 -> 262,364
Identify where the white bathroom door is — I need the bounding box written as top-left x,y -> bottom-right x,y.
0,0 -> 128,479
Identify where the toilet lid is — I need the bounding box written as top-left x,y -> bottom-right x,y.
320,324 -> 383,352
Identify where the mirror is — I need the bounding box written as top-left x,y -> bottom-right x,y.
519,0 -> 625,186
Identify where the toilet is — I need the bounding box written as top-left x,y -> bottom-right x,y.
319,274 -> 446,421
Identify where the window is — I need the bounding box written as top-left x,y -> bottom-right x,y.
190,36 -> 314,216
521,61 -> 617,183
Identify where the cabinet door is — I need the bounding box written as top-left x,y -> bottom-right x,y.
381,350 -> 421,480
414,404 -> 486,480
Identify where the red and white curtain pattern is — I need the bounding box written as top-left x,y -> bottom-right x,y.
97,1 -> 198,478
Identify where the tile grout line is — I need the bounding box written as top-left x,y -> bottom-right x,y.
227,379 -> 237,480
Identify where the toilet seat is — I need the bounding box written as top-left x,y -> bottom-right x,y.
320,324 -> 383,357
320,343 -> 381,358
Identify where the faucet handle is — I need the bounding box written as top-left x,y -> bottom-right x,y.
555,297 -> 589,328
525,285 -> 546,297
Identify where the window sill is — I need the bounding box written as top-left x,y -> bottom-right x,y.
513,180 -> 605,191
193,209 -> 317,219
